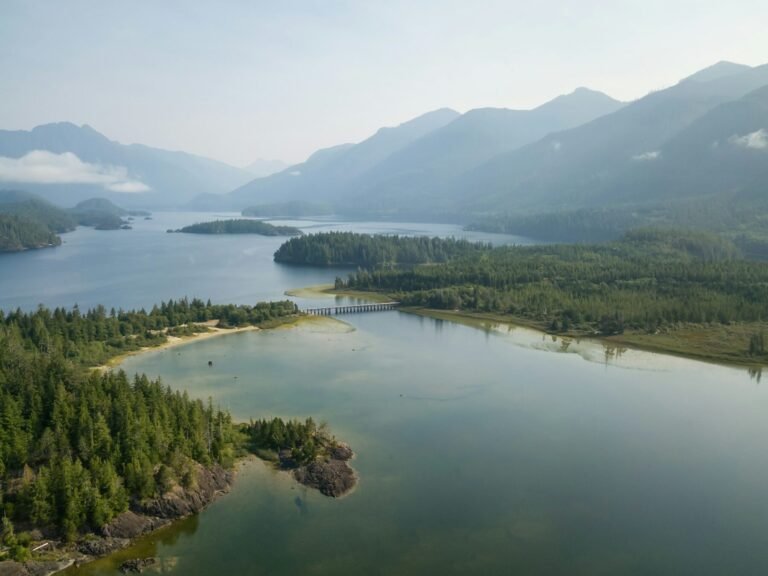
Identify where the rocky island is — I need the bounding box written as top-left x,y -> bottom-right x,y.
247,417 -> 357,498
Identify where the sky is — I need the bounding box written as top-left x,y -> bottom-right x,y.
1,0 -> 767,167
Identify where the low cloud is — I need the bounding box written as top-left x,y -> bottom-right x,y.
0,150 -> 150,192
728,129 -> 768,150
551,141 -> 562,151
632,150 -> 661,161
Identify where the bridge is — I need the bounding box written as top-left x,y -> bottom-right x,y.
303,302 -> 400,316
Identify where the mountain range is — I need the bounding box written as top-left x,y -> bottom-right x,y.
452,61 -> 768,215
228,88 -> 625,217
2,60 -> 766,253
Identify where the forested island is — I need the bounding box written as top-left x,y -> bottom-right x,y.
274,231 -> 491,268
279,230 -> 768,365
0,298 -> 354,570
169,219 -> 302,236
68,198 -> 148,231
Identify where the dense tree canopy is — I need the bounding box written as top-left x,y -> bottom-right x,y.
274,232 -> 491,268
0,214 -> 62,252
0,298 -> 299,547
328,229 -> 768,337
170,219 -> 302,236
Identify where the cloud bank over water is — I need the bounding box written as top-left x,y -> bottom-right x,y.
0,150 -> 150,192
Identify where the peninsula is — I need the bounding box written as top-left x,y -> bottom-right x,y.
275,230 -> 768,366
0,299 -> 355,573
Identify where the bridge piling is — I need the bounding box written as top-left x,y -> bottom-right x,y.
303,301 -> 399,316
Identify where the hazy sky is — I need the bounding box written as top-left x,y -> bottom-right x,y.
1,0 -> 766,166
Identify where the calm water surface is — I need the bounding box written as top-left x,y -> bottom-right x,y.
0,212 -> 525,312
72,314 -> 768,576
2,214 -> 766,574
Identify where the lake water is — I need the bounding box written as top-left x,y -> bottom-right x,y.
0,212 -> 525,312
2,214 -> 766,575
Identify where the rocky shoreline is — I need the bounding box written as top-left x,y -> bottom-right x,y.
0,446 -> 356,575
0,464 -> 233,576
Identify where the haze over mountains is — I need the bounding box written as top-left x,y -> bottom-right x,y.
1,60 -> 766,252
453,61 -> 768,215
229,89 -> 624,216
243,158 -> 288,178
0,122 -> 253,208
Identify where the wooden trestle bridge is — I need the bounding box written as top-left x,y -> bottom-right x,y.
303,302 -> 400,316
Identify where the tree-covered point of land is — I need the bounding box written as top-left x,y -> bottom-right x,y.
274,231 -> 492,268
0,191 -> 78,252
246,417 -> 333,466
333,229 -> 768,343
0,191 -> 77,235
0,332 -> 235,544
0,298 -> 302,551
0,214 -> 62,252
170,219 -> 302,236
0,298 -> 298,367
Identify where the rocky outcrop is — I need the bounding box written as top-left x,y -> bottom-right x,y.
329,443 -> 353,461
0,464 -> 235,576
292,444 -> 356,497
100,464 -> 232,542
138,464 -> 232,519
77,537 -> 130,556
101,511 -> 166,540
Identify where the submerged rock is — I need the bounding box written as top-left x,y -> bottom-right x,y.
119,557 -> 156,573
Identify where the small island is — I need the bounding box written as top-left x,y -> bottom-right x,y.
247,417 -> 356,497
168,219 -> 303,236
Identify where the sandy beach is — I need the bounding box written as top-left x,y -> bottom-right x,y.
95,323 -> 263,372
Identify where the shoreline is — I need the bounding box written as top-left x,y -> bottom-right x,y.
285,284 -> 394,303
399,307 -> 767,370
304,285 -> 765,369
9,314 -> 350,575
94,317 -> 306,372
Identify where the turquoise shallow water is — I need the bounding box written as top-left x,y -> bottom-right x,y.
3,214 -> 766,574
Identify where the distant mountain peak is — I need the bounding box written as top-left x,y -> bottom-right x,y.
682,61 -> 752,84
533,87 -> 623,116
32,121 -> 80,132
571,86 -> 603,95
